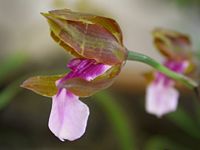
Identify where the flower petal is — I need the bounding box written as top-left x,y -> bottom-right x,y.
48,88 -> 89,141
145,82 -> 179,117
153,28 -> 192,59
41,9 -> 127,65
20,74 -> 65,97
164,60 -> 189,73
48,9 -> 123,44
67,58 -> 112,81
58,59 -> 121,97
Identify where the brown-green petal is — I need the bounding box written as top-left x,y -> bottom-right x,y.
41,9 -> 127,65
48,9 -> 123,44
153,28 -> 192,60
21,74 -> 65,97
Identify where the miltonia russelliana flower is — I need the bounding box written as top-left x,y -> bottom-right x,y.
21,9 -> 127,141
145,28 -> 195,117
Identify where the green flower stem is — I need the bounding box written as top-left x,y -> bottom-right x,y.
127,50 -> 198,89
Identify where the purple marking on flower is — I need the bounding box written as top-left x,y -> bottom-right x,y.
145,60 -> 188,117
58,58 -> 111,85
49,58 -> 111,141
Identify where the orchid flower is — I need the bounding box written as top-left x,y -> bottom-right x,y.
21,9 -> 198,141
145,28 -> 196,117
21,9 -> 127,141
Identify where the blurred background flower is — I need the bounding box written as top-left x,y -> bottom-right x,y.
0,0 -> 200,149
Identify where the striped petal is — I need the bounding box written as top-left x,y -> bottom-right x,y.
57,58 -> 118,97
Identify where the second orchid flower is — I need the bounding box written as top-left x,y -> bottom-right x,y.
145,28 -> 197,117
